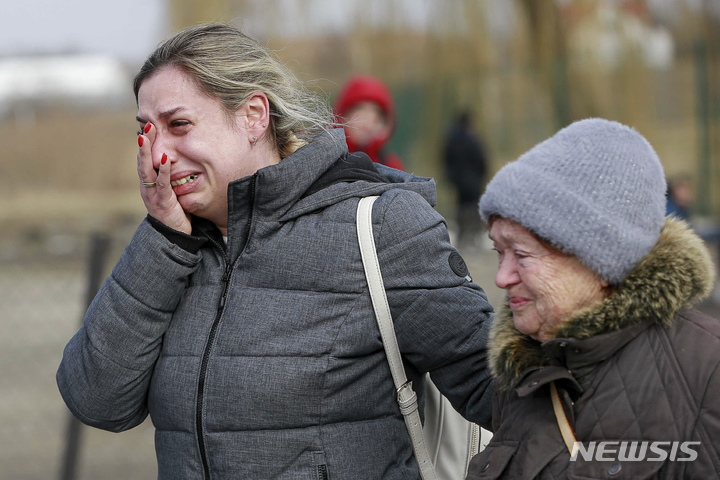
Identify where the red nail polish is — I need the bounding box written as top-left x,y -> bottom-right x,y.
161,153 -> 167,165
144,122 -> 151,134
138,135 -> 144,147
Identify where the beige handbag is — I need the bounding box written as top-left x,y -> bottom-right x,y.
356,196 -> 489,480
424,378 -> 489,479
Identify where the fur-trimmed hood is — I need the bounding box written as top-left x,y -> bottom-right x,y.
489,217 -> 716,386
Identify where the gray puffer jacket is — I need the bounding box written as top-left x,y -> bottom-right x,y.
57,129 -> 494,480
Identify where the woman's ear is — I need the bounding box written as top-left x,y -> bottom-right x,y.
238,91 -> 271,144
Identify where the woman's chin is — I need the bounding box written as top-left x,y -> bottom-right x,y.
177,197 -> 197,213
177,197 -> 207,220
512,314 -> 541,340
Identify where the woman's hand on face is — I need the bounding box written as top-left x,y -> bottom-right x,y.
137,122 -> 193,235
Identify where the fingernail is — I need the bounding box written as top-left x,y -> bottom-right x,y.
161,153 -> 167,165
138,135 -> 144,147
144,122 -> 151,134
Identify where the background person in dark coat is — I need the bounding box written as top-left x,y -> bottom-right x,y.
467,118 -> 720,480
444,111 -> 488,249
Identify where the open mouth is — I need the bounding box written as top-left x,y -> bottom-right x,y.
171,174 -> 199,187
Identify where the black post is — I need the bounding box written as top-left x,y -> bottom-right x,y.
59,233 -> 111,480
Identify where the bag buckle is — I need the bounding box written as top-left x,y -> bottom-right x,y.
397,380 -> 414,402
397,381 -> 418,415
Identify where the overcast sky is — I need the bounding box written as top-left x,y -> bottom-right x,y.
2,0 -> 427,62
0,0 -> 476,64
1,0 -> 168,63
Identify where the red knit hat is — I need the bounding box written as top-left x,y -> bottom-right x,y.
334,75 -> 395,125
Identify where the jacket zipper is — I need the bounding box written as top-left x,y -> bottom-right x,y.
243,175 -> 257,245
196,259 -> 231,480
469,423 -> 480,460
317,464 -> 329,480
195,174 -> 257,479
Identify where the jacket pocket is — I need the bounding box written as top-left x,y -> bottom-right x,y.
466,441 -> 519,479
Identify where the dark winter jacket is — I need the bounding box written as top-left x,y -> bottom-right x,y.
57,129 -> 494,480
467,218 -> 720,480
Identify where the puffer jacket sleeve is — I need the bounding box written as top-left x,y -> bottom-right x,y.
373,189 -> 495,429
56,219 -> 203,432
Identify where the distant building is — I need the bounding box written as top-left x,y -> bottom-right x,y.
0,54 -> 132,118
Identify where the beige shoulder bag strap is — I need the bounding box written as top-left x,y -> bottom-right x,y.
550,381 -> 577,456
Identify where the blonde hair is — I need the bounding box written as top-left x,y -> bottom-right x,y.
133,23 -> 334,158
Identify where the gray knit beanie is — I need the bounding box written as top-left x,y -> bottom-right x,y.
479,118 -> 666,285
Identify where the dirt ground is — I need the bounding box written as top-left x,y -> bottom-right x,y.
0,240 -> 158,480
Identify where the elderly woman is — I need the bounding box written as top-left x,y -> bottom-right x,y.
56,24 -> 494,479
467,119 -> 720,479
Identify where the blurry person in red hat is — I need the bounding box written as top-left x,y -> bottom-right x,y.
334,75 -> 405,171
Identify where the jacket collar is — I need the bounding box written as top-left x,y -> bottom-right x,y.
210,128 -> 436,262
224,128 -> 436,223
489,217 -> 715,389
300,151 -> 389,200
227,128 -> 348,223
